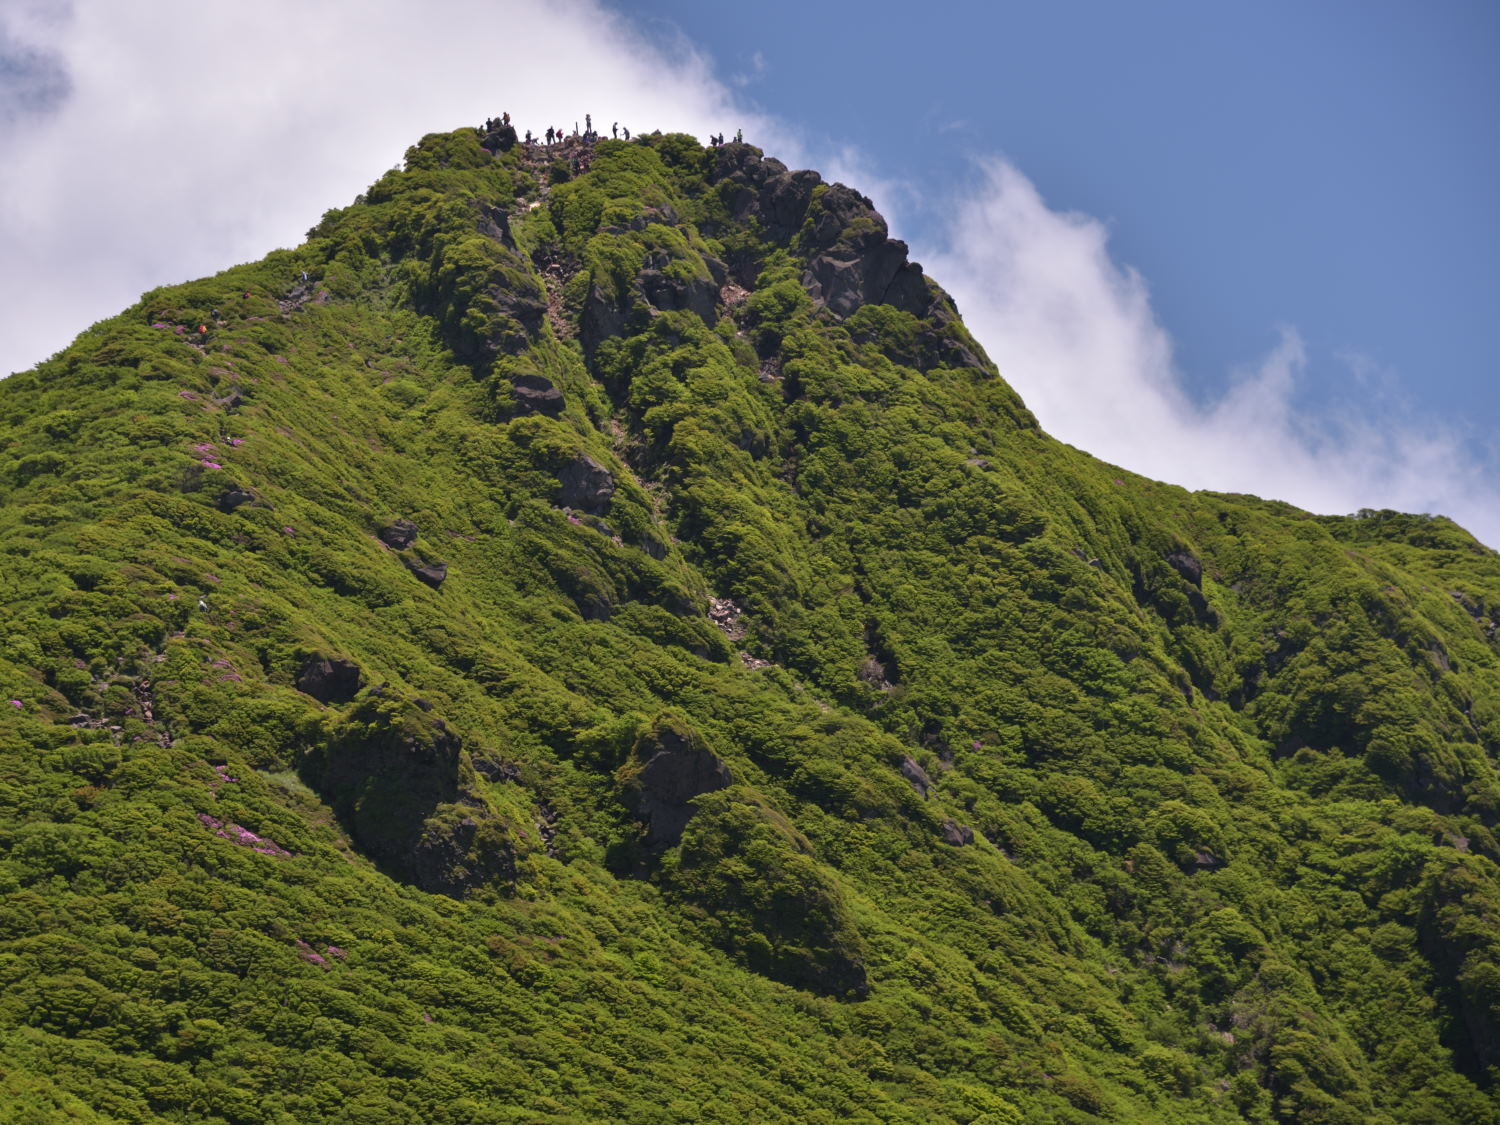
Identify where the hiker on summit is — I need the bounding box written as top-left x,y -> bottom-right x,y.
502,111 -> 510,126
545,126 -> 554,144
735,129 -> 743,142
612,122 -> 618,138
525,129 -> 533,144
585,114 -> 592,131
623,126 -> 630,140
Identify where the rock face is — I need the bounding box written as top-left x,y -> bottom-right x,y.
899,756 -> 934,798
795,183 -> 932,320
216,486 -> 255,513
555,455 -> 615,513
379,519 -> 419,550
404,559 -> 448,588
510,373 -> 564,417
704,143 -> 823,247
479,123 -> 518,153
303,696 -> 513,897
295,655 -> 362,704
1166,550 -> 1204,587
637,267 -> 717,322
620,715 -> 733,846
940,820 -> 974,847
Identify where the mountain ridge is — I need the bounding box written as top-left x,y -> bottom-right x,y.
0,122 -> 1497,1124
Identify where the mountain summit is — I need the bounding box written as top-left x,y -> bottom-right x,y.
1,123 -> 1497,1124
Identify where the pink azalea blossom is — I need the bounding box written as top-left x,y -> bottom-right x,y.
200,460 -> 222,469
281,526 -> 296,536
192,442 -> 216,453
227,437 -> 244,447
8,700 -> 21,708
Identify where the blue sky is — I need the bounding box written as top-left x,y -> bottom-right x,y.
1,0 -> 1495,544
628,0 -> 1498,437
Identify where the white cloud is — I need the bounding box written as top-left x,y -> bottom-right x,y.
0,0 -> 777,378
924,158 -> 1500,549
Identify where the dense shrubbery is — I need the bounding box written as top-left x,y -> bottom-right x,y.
0,126 -> 1497,1123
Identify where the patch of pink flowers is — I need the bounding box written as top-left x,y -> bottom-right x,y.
281,526 -> 296,536
226,437 -> 244,447
294,940 -> 330,969
8,700 -> 21,709
324,944 -> 347,960
200,460 -> 222,470
192,442 -> 216,454
197,811 -> 291,857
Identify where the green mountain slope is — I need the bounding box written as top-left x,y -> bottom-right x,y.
1,124 -> 1497,1125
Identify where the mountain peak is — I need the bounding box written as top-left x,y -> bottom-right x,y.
1,120 -> 1497,1123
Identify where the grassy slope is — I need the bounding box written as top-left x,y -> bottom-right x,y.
0,127 -> 1497,1125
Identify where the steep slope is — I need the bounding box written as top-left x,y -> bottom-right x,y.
1,123 -> 1497,1125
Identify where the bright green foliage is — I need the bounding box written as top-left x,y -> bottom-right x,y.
0,126 -> 1497,1124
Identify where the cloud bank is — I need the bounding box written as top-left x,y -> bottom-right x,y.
926,160 -> 1500,548
2,2 -> 1494,548
0,0 -> 778,377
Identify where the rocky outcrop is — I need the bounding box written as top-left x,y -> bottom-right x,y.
216,486 -> 255,513
704,143 -> 823,247
796,183 -> 933,320
479,123 -> 518,154
404,559 -> 448,588
637,267 -> 717,322
555,455 -> 615,513
379,519 -> 419,550
941,820 -> 974,847
619,715 -> 733,846
1166,550 -> 1204,587
511,373 -> 564,417
899,756 -> 934,798
295,655 -> 362,704
303,695 -> 512,897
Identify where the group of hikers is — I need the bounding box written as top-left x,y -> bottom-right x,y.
482,111 -> 741,151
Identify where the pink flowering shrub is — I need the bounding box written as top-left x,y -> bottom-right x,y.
197,812 -> 291,857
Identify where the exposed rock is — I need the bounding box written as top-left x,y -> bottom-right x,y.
477,203 -> 515,248
620,716 -> 733,846
637,268 -> 717,323
479,123 -> 518,154
295,655 -> 363,704
708,596 -> 746,641
899,756 -> 933,798
636,530 -> 668,559
408,810 -> 515,896
404,559 -> 448,588
304,696 -> 512,897
555,455 -> 615,514
1166,550 -> 1204,588
379,519 -> 418,550
793,183 -> 934,320
216,486 -> 255,513
511,373 -> 564,417
940,820 -> 974,847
